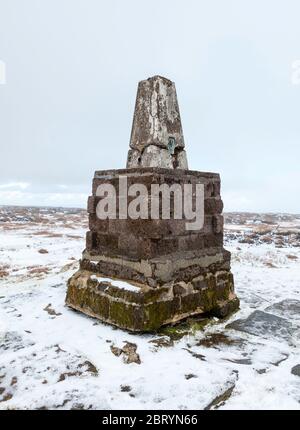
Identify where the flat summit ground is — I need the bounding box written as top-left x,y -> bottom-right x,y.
0,207 -> 300,409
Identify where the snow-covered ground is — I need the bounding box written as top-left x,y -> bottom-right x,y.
0,207 -> 299,410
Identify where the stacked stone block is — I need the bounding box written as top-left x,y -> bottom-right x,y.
66,76 -> 239,331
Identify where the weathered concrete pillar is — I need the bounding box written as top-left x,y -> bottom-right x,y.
127,76 -> 188,169
65,75 -> 239,332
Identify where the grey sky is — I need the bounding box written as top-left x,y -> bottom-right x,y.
0,0 -> 299,212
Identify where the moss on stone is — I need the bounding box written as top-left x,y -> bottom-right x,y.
180,292 -> 201,314
109,300 -> 144,330
65,269 -> 239,332
210,296 -> 240,318
144,297 -> 180,331
198,287 -> 217,311
159,316 -> 211,340
89,291 -> 110,319
143,286 -> 170,304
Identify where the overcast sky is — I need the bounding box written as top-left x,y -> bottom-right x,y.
0,0 -> 299,212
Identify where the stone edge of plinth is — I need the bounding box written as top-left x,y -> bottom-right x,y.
65,269 -> 239,332
93,167 -> 220,180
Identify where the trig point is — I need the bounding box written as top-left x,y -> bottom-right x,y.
127,76 -> 188,169
66,75 -> 239,331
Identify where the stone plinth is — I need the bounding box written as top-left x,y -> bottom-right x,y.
66,167 -> 239,331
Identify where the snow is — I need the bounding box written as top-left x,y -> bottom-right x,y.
0,208 -> 300,410
90,275 -> 140,292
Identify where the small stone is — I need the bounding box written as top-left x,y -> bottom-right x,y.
122,341 -> 136,352
43,304 -> 62,317
204,384 -> 235,410
38,248 -> 48,254
197,333 -> 244,348
78,360 -> 98,375
185,374 -> 197,380
225,358 -> 252,365
0,270 -> 9,278
123,352 -> 141,365
10,376 -> 17,386
183,348 -> 206,361
110,345 -> 123,357
122,342 -> 141,364
149,337 -> 174,348
120,385 -> 132,392
291,365 -> 300,377
286,254 -> 298,260
256,369 -> 267,374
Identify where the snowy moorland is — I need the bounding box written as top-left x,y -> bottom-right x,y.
0,207 -> 299,410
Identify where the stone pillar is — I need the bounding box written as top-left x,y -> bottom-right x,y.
65,75 -> 239,332
127,76 -> 188,169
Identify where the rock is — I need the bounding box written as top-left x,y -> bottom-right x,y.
10,376 -> 17,386
197,332 -> 244,348
0,270 -> 9,278
120,385 -> 132,392
110,342 -> 141,364
28,266 -> 49,276
286,254 -> 298,260
43,304 -> 62,317
239,237 -> 254,244
261,236 -> 273,244
183,348 -> 206,361
123,352 -> 141,365
264,261 -> 277,268
185,374 -> 197,380
38,248 -> 48,254
57,359 -> 98,383
149,336 -> 174,348
78,360 -> 98,375
291,365 -> 300,377
110,345 -> 123,357
204,384 -> 236,410
226,310 -> 294,341
122,342 -> 141,365
225,358 -> 252,365
256,368 -> 267,374
211,297 -> 240,318
265,299 -> 300,320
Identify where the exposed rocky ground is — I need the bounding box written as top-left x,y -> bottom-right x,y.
224,212 -> 300,248
0,206 -> 299,409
